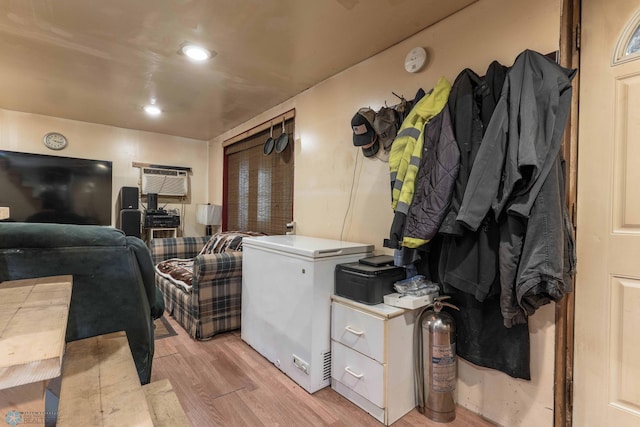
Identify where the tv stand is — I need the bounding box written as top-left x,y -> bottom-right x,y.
144,227 -> 178,243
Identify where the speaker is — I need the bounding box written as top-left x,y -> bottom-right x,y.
118,186 -> 139,210
148,193 -> 158,211
119,209 -> 141,238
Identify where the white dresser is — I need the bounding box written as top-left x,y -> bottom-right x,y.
330,295 -> 417,425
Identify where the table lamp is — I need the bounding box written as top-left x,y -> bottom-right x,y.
196,204 -> 222,236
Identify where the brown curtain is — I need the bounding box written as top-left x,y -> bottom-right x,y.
224,118 -> 294,235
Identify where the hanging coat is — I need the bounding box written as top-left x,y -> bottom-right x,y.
456,50 -> 576,326
437,62 -> 507,301
426,61 -> 532,380
403,107 -> 459,248
385,77 -> 451,249
456,50 -> 576,228
389,77 -> 451,214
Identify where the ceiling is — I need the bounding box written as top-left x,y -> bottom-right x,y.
0,0 -> 476,141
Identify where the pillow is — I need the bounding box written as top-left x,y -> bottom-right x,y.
198,231 -> 267,255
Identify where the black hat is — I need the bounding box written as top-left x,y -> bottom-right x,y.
351,108 -> 376,147
361,137 -> 379,157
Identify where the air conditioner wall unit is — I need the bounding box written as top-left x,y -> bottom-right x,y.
141,167 -> 188,196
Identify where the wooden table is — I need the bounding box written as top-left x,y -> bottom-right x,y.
0,276 -> 72,426
57,331 -> 155,427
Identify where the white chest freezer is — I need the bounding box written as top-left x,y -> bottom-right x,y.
241,235 -> 373,393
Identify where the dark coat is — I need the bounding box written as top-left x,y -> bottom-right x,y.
439,68 -> 484,236
456,50 -> 576,326
430,62 -> 533,380
437,62 -> 507,302
456,50 -> 576,228
403,107 -> 459,247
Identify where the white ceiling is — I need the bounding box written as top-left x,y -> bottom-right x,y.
0,0 -> 476,141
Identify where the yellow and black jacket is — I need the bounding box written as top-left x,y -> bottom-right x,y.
386,77 -> 451,249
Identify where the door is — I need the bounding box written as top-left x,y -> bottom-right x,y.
574,1 -> 640,425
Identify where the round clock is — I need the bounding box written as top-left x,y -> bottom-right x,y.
404,47 -> 428,73
43,132 -> 68,150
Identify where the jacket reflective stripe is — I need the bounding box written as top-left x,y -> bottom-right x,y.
396,201 -> 411,214
397,127 -> 421,139
393,177 -> 404,192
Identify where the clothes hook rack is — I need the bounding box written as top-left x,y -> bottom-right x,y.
392,91 -> 405,101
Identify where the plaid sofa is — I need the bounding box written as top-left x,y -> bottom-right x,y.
150,232 -> 258,340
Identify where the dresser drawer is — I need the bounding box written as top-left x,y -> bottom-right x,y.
331,340 -> 385,407
332,379 -> 385,424
331,302 -> 385,363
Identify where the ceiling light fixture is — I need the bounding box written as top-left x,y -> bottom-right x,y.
144,105 -> 162,116
180,43 -> 213,61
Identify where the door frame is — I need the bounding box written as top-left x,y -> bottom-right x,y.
555,0 -> 581,425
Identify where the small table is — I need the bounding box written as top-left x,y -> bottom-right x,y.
145,227 -> 178,242
0,276 -> 72,427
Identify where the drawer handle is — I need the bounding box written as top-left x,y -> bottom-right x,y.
345,366 -> 363,379
345,325 -> 364,336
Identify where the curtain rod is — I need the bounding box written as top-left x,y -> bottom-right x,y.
223,109 -> 295,147
131,162 -> 192,172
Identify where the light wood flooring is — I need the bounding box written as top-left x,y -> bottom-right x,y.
152,314 -> 496,426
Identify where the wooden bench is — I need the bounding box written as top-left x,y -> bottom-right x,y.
0,276 -> 72,427
143,379 -> 190,427
57,331 -> 189,426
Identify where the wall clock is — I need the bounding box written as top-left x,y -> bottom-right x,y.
43,132 -> 68,150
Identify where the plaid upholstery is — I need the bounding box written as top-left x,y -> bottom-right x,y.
150,236 -> 209,265
151,235 -> 244,340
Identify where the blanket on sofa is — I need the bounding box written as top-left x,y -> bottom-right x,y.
155,231 -> 267,292
156,258 -> 195,291
198,231 -> 266,254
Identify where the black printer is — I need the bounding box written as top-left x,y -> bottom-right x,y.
334,255 -> 405,305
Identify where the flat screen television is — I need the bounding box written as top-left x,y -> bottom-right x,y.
0,150 -> 113,225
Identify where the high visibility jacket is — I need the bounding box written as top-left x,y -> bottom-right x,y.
389,77 -> 451,215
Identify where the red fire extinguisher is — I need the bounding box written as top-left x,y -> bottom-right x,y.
414,296 -> 459,422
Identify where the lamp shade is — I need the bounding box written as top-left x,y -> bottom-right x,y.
196,204 -> 222,226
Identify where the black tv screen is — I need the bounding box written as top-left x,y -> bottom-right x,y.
0,150 -> 113,225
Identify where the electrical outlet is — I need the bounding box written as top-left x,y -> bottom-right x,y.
292,354 -> 310,375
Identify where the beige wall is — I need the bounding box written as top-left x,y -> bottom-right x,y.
211,0 -> 562,425
0,109 -> 209,236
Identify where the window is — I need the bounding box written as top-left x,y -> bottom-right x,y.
613,8 -> 640,65
626,25 -> 640,55
224,118 -> 294,234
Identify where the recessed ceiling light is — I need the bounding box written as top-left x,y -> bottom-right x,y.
144,105 -> 162,116
180,43 -> 213,61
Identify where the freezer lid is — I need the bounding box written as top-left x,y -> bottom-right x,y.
242,235 -> 373,258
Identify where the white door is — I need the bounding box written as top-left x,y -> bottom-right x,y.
574,1 -> 640,425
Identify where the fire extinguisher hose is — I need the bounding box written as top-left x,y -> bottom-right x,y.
413,306 -> 430,413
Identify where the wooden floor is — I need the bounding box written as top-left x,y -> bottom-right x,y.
152,315 -> 496,426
